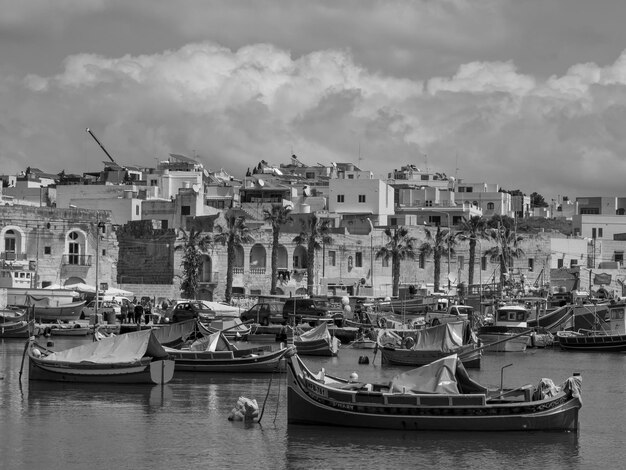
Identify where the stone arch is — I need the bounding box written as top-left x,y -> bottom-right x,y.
295,287 -> 307,295
65,228 -> 88,265
275,287 -> 285,295
277,245 -> 288,269
200,254 -> 213,282
1,226 -> 25,260
249,243 -> 267,269
64,276 -> 86,286
293,245 -> 308,269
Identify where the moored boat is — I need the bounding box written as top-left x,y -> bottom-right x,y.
558,301 -> 626,351
292,322 -> 340,356
0,319 -> 37,338
28,297 -> 86,323
28,329 -> 175,384
286,351 -> 582,431
477,304 -> 532,352
377,321 -> 482,368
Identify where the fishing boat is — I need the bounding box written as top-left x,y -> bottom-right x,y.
344,329 -> 377,349
0,319 -> 36,338
557,301 -> 626,351
49,322 -> 91,336
286,352 -> 582,431
377,321 -> 482,368
161,330 -> 294,372
477,304 -> 532,352
292,322 -> 340,356
27,329 -> 175,384
198,318 -> 251,339
29,297 -> 86,323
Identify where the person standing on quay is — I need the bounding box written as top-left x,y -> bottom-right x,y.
134,302 -> 144,325
120,300 -> 128,324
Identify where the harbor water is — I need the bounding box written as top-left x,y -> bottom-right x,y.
1,336 -> 624,470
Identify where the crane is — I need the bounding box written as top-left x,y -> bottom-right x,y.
85,127 -> 117,165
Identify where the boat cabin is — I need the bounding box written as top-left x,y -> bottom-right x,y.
606,303 -> 626,334
494,305 -> 529,328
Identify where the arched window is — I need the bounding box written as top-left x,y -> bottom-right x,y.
487,202 -> 495,210
249,244 -> 267,273
293,246 -> 308,269
4,230 -> 16,260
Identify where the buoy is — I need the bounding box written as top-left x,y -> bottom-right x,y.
358,356 -> 369,364
349,372 -> 359,382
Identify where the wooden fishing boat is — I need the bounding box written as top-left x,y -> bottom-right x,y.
28,329 -> 175,384
558,301 -> 626,351
49,323 -> 91,336
0,319 -> 36,338
30,299 -> 86,323
286,352 -> 582,431
526,304 -> 573,332
292,322 -> 339,356
477,304 -> 532,352
161,331 -> 294,372
198,318 -> 251,339
377,321 -> 482,368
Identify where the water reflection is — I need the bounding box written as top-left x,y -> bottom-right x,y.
286,425 -> 580,469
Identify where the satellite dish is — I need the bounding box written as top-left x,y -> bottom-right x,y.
258,179 -> 265,187
191,184 -> 200,193
447,273 -> 457,284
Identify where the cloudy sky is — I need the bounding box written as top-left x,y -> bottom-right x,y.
3,0 -> 626,200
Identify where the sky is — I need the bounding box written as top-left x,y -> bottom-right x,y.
3,0 -> 626,201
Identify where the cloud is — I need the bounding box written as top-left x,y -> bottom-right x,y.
5,39 -> 626,200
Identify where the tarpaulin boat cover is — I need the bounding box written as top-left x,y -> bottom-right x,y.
378,321 -> 466,352
151,319 -> 197,345
389,354 -> 488,395
43,329 -> 168,364
296,322 -> 331,341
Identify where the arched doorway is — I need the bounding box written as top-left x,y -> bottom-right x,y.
249,244 -> 267,273
201,255 -> 213,282
293,246 -> 308,269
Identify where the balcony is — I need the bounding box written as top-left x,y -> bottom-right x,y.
250,267 -> 266,275
233,267 -> 244,274
0,252 -> 28,261
61,255 -> 93,266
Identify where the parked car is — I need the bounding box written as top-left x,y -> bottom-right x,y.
282,297 -> 342,326
81,300 -> 121,320
168,301 -> 216,323
424,304 -> 473,326
240,301 -> 285,326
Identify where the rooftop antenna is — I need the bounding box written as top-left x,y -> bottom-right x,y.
424,153 -> 429,173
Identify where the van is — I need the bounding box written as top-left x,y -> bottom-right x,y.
282,297 -> 343,326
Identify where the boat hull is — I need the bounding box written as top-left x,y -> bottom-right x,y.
557,332 -> 626,351
286,357 -> 581,431
33,301 -> 86,323
165,347 -> 290,372
380,345 -> 481,368
28,357 -> 174,384
294,338 -> 338,356
478,333 -> 530,352
0,320 -> 34,338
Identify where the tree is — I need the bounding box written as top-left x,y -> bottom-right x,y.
263,204 -> 293,295
293,214 -> 333,295
484,222 -> 525,292
455,216 -> 488,290
214,213 -> 254,303
175,228 -> 212,299
419,226 -> 456,293
375,226 -> 418,297
530,192 -> 548,208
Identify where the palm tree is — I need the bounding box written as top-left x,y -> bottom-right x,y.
175,228 -> 212,299
484,221 -> 525,293
455,216 -> 488,291
214,213 -> 254,303
375,226 -> 418,297
293,214 -> 333,295
263,204 -> 293,295
419,226 -> 456,293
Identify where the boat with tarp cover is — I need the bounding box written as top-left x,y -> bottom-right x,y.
292,322 -> 340,356
286,351 -> 582,431
377,321 -> 481,368
27,329 -> 174,384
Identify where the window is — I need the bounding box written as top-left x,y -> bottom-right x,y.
481,256 -> 487,271
328,251 -> 336,266
355,252 -> 363,267
419,252 -> 425,269
616,251 -> 624,264
4,230 -> 16,260
570,259 -> 578,267
44,246 -> 51,255
102,249 -> 106,256
181,205 -> 191,216
337,195 -> 344,203
306,172 -> 315,179
487,202 -> 494,210
68,232 -> 80,265
457,256 -> 464,270
528,258 -> 534,272
557,259 -> 564,268
382,256 -> 389,268
358,195 -> 366,203
135,205 -> 140,216
348,174 -> 354,179
592,228 -> 596,239
599,228 -> 603,238
162,220 -> 169,229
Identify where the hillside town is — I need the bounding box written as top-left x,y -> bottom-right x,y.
0,149 -> 623,306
